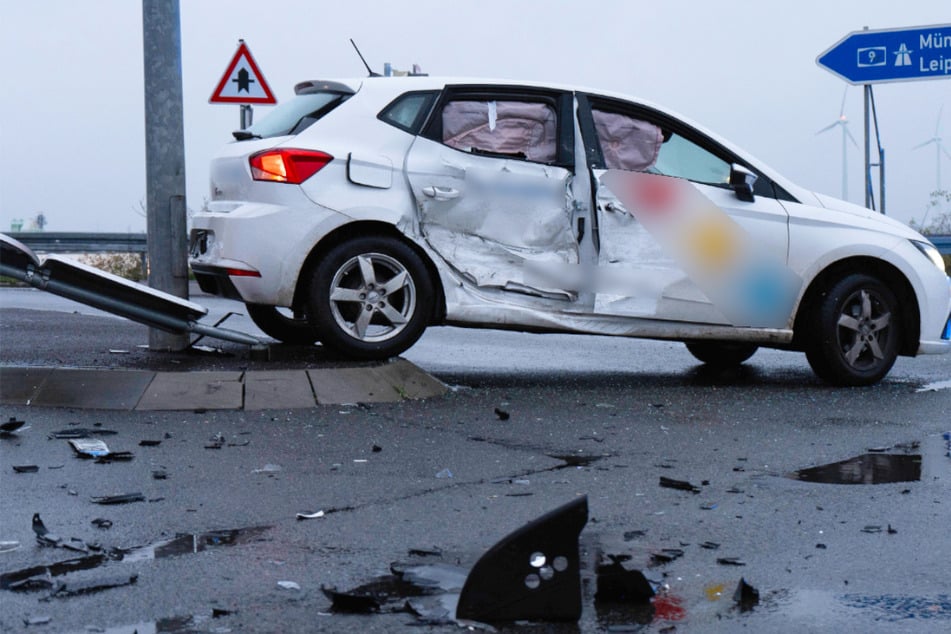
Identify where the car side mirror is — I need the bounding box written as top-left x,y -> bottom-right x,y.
729,164 -> 757,202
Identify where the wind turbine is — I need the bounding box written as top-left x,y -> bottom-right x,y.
817,87 -> 859,201
912,105 -> 951,191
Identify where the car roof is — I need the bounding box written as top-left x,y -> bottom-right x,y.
307,76 -> 811,202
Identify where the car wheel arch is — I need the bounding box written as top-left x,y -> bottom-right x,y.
793,256 -> 920,357
292,220 -> 446,325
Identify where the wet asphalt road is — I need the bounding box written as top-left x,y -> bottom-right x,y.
1,289 -> 951,633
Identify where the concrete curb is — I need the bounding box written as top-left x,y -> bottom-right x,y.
0,359 -> 446,411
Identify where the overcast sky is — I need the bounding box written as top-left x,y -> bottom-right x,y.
1,0 -> 948,232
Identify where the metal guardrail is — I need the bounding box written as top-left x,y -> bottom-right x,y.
930,235 -> 951,256
8,232 -> 149,272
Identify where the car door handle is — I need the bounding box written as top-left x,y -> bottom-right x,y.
422,186 -> 460,200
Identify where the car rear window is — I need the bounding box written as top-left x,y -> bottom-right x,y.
238,92 -> 351,140
378,91 -> 438,133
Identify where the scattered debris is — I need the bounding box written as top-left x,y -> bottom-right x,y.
888,524 -> 898,534
789,454 -> 921,485
50,428 -> 117,439
372,444 -> 382,453
69,438 -> 111,458
649,549 -> 685,566
205,433 -> 225,449
139,439 -> 162,447
435,469 -> 453,479
595,557 -> 655,604
716,557 -> 746,566
1,541 -> 21,553
90,493 -> 146,505
494,408 -> 510,421
108,349 -> 129,354
816,543 -> 827,549
700,502 -> 718,510
13,465 -> 39,473
50,573 -> 138,597
623,530 -> 647,541
700,541 -> 720,550
861,526 -> 883,534
252,463 -> 282,474
91,518 -> 112,530
408,547 -> 443,558
733,577 -> 759,612
277,580 -> 301,590
23,616 -> 52,626
1,417 -> 27,435
322,586 -> 382,612
296,511 -> 325,520
152,470 -> 168,480
659,476 -> 701,494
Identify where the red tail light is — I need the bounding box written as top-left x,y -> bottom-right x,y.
249,149 -> 333,184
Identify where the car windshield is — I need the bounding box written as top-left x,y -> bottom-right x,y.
238,92 -> 350,140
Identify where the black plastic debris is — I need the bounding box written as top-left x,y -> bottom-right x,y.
23,616 -> 52,626
320,586 -> 384,613
1,417 -> 27,435
32,513 -> 61,547
408,547 -> 443,558
91,493 -> 145,505
205,433 -> 225,449
139,439 -> 162,447
717,557 -> 746,566
659,476 -> 701,494
1,554 -> 108,591
623,530 -> 647,541
700,541 -> 720,550
95,452 -> 134,464
152,469 -> 168,480
649,549 -> 685,567
595,557 -> 655,604
91,518 -> 112,530
789,453 -> 921,485
50,428 -> 117,439
862,525 -> 883,534
494,408 -> 511,421
372,444 -> 382,453
13,465 -> 39,474
733,577 -> 759,612
455,496 -> 588,623
888,524 -> 898,534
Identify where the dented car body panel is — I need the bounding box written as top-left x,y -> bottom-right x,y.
188,75 -> 950,384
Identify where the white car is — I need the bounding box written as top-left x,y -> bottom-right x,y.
189,76 -> 951,385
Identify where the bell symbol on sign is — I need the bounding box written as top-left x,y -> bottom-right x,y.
894,43 -> 912,67
233,68 -> 255,93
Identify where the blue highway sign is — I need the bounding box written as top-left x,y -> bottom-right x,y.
817,24 -> 951,84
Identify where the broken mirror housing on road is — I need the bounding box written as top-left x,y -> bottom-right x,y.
455,495 -> 588,623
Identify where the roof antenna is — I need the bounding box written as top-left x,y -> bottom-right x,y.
350,39 -> 381,77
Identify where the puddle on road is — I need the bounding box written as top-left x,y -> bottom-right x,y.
787,454 -> 921,485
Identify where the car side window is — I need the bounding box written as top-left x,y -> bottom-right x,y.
378,91 -> 438,134
591,106 -> 731,187
440,100 -> 558,164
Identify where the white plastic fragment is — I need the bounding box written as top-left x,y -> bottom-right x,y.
916,379 -> 951,392
296,511 -> 325,520
252,463 -> 282,474
0,541 -> 21,553
277,581 -> 301,590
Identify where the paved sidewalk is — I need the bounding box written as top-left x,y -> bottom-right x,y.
0,359 -> 446,410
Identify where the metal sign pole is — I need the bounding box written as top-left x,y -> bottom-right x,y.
142,0 -> 189,351
864,84 -> 872,210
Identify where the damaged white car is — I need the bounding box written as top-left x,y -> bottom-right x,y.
189,76 -> 951,385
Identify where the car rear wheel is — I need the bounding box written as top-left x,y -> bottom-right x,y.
309,236 -> 432,360
245,304 -> 319,345
685,341 -> 758,367
804,273 -> 900,386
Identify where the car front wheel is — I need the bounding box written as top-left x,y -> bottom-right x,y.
245,304 -> 319,345
308,236 -> 432,360
804,273 -> 901,386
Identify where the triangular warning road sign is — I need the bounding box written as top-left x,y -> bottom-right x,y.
210,41 -> 277,105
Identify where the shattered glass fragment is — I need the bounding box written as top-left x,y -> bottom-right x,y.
435,469 -> 453,479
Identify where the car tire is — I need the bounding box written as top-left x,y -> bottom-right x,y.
246,304 -> 319,345
308,236 -> 432,360
685,341 -> 758,367
804,273 -> 901,386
